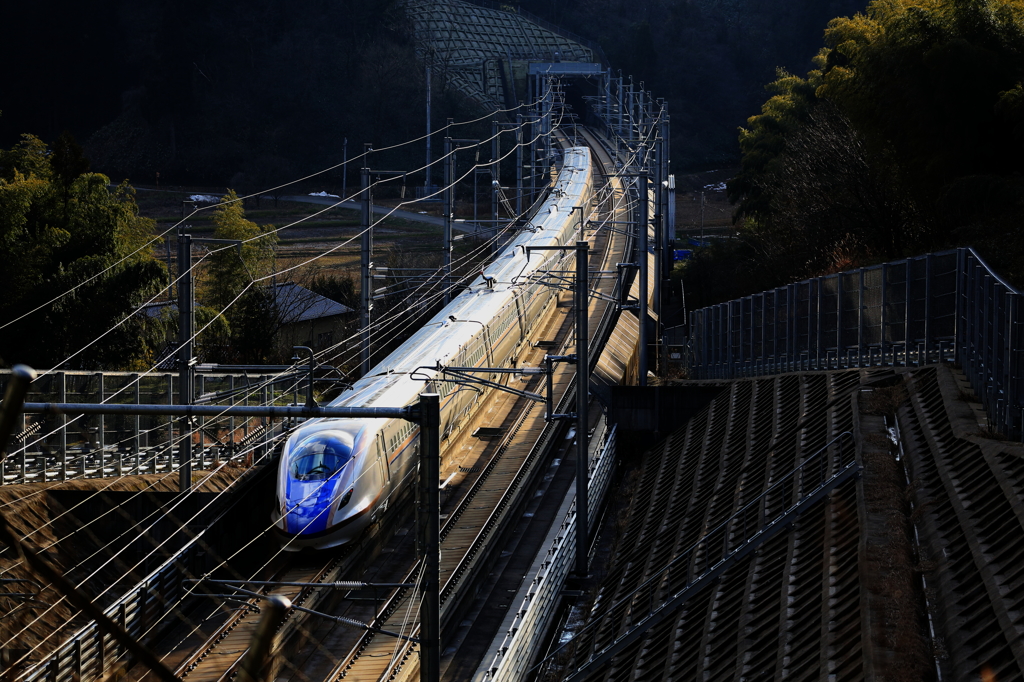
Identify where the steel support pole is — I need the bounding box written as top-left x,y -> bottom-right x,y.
638,173 -> 649,386
925,254 -> 933,361
575,240 -> 590,578
880,264 -> 888,365
527,114 -> 535,209
132,374 -> 141,473
652,123 -> 662,339
361,147 -> 373,377
425,58 -> 432,191
177,229 -> 193,493
492,120 -> 499,227
59,371 -> 67,481
663,111 -> 671,260
418,393 -> 441,682
444,133 -> 453,305
617,76 -> 624,136
516,114 -> 524,218
236,595 -> 291,682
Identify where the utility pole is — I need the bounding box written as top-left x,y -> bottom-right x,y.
177,227 -> 194,493
574,238 -> 590,578
342,137 -> 348,201
516,113 -> 524,218
443,129 -> 453,305
442,132 -> 480,303
526,235 -> 591,578
491,120 -> 499,227
177,229 -> 242,492
361,145 -> 373,377
425,51 -> 433,192
700,191 -> 706,245
638,172 -> 649,387
418,393 -> 441,682
359,156 -> 407,376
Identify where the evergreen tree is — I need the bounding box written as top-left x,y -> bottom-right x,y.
0,134 -> 166,369
202,189 -> 280,363
728,0 -> 1024,286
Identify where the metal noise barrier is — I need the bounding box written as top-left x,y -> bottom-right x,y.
686,247 -> 1024,440
481,421 -> 617,682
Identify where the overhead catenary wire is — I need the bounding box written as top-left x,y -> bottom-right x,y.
10,97 -> 554,414
8,94 -> 577,548
0,86 -> 559,335
2,86 -> 593,675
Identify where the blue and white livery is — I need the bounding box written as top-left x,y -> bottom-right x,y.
274,148 -> 593,549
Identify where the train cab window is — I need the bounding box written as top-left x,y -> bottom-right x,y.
289,433 -> 352,481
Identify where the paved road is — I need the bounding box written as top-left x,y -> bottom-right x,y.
279,195 -> 494,235
128,185 -> 490,234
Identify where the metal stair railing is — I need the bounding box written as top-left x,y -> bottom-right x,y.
541,431 -> 859,681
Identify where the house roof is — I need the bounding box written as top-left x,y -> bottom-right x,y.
274,282 -> 353,323
138,283 -> 353,324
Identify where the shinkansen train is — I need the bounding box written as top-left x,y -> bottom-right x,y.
273,147 -> 593,550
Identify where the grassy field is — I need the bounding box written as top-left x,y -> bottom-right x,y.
132,186 -> 459,275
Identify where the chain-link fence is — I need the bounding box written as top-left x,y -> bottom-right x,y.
688,247 -> 1023,439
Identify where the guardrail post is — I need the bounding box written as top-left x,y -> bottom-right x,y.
836,277 -> 843,368
857,270 -> 865,366
924,253 -> 933,363
905,260 -> 913,366
96,372 -> 105,478
880,264 -> 888,365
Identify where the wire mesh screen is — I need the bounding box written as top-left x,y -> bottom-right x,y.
688,248 -> 1023,439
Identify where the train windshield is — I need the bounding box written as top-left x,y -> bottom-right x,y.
289,433 -> 353,481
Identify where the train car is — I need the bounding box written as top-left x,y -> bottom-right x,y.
273,147 -> 593,550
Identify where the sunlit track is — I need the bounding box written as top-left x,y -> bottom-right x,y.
129,128 -> 612,682
173,555 -> 349,682
319,125 -> 632,682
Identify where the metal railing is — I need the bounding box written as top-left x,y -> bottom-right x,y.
0,370 -> 302,484
688,247 -> 1024,439
482,421 -> 617,681
20,525 -> 209,682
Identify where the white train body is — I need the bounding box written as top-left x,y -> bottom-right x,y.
274,148 -> 593,550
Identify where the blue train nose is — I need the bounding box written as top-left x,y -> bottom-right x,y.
285,477 -> 340,534
281,430 -> 354,535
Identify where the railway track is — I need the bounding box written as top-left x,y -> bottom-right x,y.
320,128 -> 632,681
175,554 -> 350,682
144,126 -> 628,682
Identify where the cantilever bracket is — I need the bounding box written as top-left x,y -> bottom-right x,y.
410,364 -> 546,403
410,354 -> 578,423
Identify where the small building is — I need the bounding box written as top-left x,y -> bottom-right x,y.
139,283 -> 353,357
274,282 -> 353,352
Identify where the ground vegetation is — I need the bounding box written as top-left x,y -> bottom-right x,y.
0,133 -> 166,369
681,0 -> 1024,310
